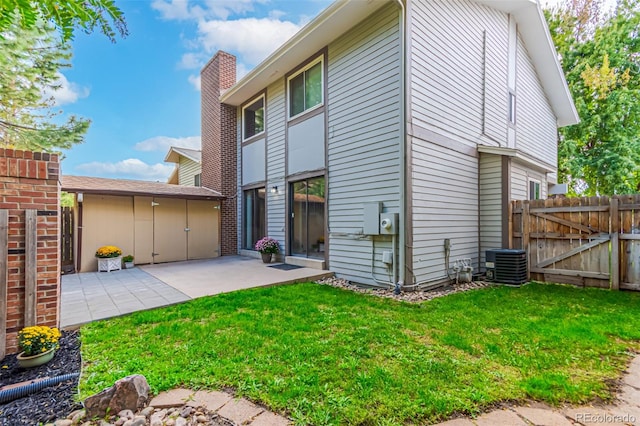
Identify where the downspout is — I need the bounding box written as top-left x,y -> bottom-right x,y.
76,193 -> 83,273
394,0 -> 407,295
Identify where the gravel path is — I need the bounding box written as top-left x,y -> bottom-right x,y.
0,330 -> 82,426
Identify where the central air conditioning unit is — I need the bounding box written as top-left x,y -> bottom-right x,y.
485,249 -> 528,285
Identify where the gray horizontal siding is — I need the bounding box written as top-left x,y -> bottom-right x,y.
411,139 -> 479,283
511,160 -> 548,201
479,154 -> 502,267
410,0 -> 508,148
266,80 -> 286,250
515,34 -> 558,167
327,3 -> 401,285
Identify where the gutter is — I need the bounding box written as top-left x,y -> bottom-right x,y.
394,0 -> 407,295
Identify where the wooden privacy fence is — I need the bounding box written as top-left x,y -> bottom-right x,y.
511,195 -> 640,290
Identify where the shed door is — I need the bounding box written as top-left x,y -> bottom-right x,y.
152,198 -> 187,263
187,200 -> 220,259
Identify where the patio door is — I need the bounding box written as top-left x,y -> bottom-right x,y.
290,176 -> 325,259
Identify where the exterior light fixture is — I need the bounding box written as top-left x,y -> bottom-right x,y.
270,186 -> 278,194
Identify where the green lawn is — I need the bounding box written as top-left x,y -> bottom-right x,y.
80,282 -> 640,425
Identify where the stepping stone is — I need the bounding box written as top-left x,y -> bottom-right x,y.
474,409 -> 528,426
618,385 -> 640,407
435,419 -> 475,426
248,411 -> 291,426
514,406 -> 573,425
218,398 -> 264,424
149,388 -> 194,408
563,407 -> 629,425
186,390 -> 233,411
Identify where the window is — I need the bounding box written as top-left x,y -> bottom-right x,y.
243,96 -> 265,140
288,58 -> 323,118
194,173 -> 201,187
243,187 -> 266,250
508,92 -> 516,124
529,180 -> 541,200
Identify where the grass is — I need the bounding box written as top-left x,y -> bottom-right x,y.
80,282 -> 640,425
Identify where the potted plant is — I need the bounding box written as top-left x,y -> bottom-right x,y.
95,245 -> 123,272
17,325 -> 61,368
122,254 -> 134,269
255,237 -> 280,263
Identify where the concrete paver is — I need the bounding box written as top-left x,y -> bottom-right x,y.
436,419 -> 475,426
217,398 -> 264,425
474,409 -> 528,426
248,411 -> 291,426
148,389 -> 195,408
514,406 -> 574,425
563,407 -> 630,425
186,390 -> 232,411
61,267 -> 190,327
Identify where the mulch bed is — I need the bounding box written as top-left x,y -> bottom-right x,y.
0,330 -> 82,426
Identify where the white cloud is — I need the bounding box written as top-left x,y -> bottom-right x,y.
43,73 -> 90,106
76,159 -> 175,181
197,17 -> 301,65
151,0 -> 194,20
152,0 -> 267,21
188,74 -> 201,91
178,52 -> 205,69
134,135 -> 201,152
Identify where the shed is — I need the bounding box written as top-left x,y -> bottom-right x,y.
62,175 -> 223,272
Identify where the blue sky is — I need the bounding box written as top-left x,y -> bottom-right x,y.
57,0 -> 332,181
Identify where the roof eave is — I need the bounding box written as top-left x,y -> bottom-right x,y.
219,0 -> 390,106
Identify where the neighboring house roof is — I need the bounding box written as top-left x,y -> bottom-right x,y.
220,0 -> 579,127
164,147 -> 202,164
62,175 -> 223,200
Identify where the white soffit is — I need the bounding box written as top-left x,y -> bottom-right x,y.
220,0 -> 390,106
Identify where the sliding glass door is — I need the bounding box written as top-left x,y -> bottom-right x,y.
290,176 -> 325,259
243,187 -> 265,250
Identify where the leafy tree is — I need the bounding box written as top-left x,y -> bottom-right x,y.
546,0 -> 640,195
0,21 -> 90,151
0,0 -> 127,42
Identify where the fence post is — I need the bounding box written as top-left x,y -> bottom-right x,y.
522,202 -> 530,280
24,209 -> 37,326
610,197 -> 620,290
0,210 -> 7,359
508,201 -> 513,249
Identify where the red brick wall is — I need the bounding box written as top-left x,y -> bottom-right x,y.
0,149 -> 60,354
201,51 -> 238,256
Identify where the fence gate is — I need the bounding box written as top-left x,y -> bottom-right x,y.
60,207 -> 74,274
511,195 -> 640,290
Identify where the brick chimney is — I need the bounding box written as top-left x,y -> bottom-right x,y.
201,51 -> 237,256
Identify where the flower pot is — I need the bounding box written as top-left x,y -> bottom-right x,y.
97,256 -> 122,272
17,348 -> 55,368
261,252 -> 273,263
124,261 -> 134,269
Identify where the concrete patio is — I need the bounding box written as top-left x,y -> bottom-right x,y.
61,256 -> 332,328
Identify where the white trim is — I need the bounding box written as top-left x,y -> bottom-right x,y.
477,145 -> 555,173
528,178 -> 541,200
287,56 -> 324,121
242,94 -> 266,142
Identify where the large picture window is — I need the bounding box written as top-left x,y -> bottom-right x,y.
288,58 -> 323,118
243,187 -> 265,250
243,96 -> 265,140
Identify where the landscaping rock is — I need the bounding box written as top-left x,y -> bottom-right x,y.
316,277 -> 492,303
84,375 -> 151,419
